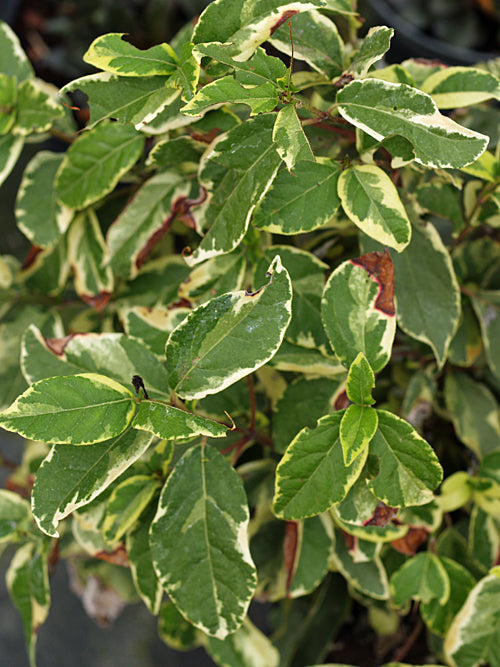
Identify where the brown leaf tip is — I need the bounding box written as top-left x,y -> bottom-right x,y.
351,249 -> 395,316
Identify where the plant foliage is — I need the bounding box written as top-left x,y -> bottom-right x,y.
0,1 -> 499,665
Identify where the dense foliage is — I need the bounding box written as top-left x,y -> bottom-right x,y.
0,1 -> 500,665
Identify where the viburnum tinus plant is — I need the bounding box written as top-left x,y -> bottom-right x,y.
0,1 -> 500,665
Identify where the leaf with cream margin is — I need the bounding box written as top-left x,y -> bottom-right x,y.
337,78 -> 489,169
273,411 -> 367,520
206,616 -> 280,667
444,569 -> 500,667
31,428 -> 154,537
166,255 -> 292,400
390,551 -> 450,607
0,134 -> 24,188
272,104 -> 314,170
181,76 -> 279,116
150,442 -> 257,639
0,373 -> 136,445
192,0 -> 326,62
421,66 -> 500,109
83,33 -> 178,77
132,399 -> 228,439
126,505 -> 163,615
0,490 -> 31,543
321,250 -> 396,372
347,26 -> 393,77
338,164 -> 411,251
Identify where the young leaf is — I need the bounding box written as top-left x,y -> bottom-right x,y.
0,373 -> 136,445
189,113 -> 282,265
83,33 -> 178,77
321,250 -> 396,372
390,552 -> 450,606
6,542 -> 50,666
61,73 -> 179,129
340,404 -> 378,466
15,151 -> 72,248
55,121 -> 145,209
126,505 -> 163,615
192,0 -> 326,61
444,570 -> 500,667
273,411 -> 367,520
421,66 -> 500,109
337,79 -> 489,169
348,26 -> 393,77
102,474 -> 159,543
67,210 -> 114,306
338,164 -> 411,251
253,158 -> 341,234
132,399 -> 228,439
273,104 -> 314,170
346,352 -> 376,405
31,428 -> 154,537
166,255 -> 292,399
150,442 -> 257,639
269,9 -> 344,79
368,410 -> 443,507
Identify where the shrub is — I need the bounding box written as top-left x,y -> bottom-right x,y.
0,1 -> 500,665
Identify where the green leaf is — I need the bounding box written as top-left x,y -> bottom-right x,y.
321,250 -> 396,372
194,43 -> 287,86
422,66 -> 500,109
132,399 -> 228,439
332,529 -> 389,599
126,505 -> 162,615
0,21 -> 34,82
273,411 -> 367,520
362,219 -> 461,368
55,121 -> 145,209
190,114 -> 282,265
338,165 -> 411,251
0,490 -> 30,543
6,542 -> 50,665
182,76 -> 279,116
348,26 -> 393,77
289,515 -> 333,597
390,552 -> 450,606
102,474 -> 159,543
444,371 -> 500,459
253,158 -> 340,234
14,79 -> 64,135
0,73 -> 17,134
206,616 -> 280,667
469,505 -> 500,571
166,254 -> 292,399
106,171 -> 189,279
83,33 -> 178,76
158,599 -> 203,650
0,373 -> 136,445
31,428 -> 154,537
444,570 -> 500,667
15,151 -> 72,248
346,352 -> 375,405
471,290 -> 500,380
269,9 -> 344,79
61,73 -> 179,129
340,404 -> 378,466
420,557 -> 476,637
367,410 -> 443,507
273,377 -> 339,453
0,133 -> 24,187
337,78 -> 489,169
193,0 -> 326,61
67,210 -> 114,304
150,443 -> 257,639
272,104 -> 314,170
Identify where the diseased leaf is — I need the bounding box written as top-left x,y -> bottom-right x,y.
166,255 -> 292,399
368,410 -> 443,507
337,78 -> 489,169
83,33 -> 178,76
32,428 -> 154,537
150,443 -> 257,639
55,121 -> 145,209
338,165 -> 411,251
321,250 -> 396,372
273,411 -> 367,520
0,373 -> 136,445
132,399 -> 228,439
